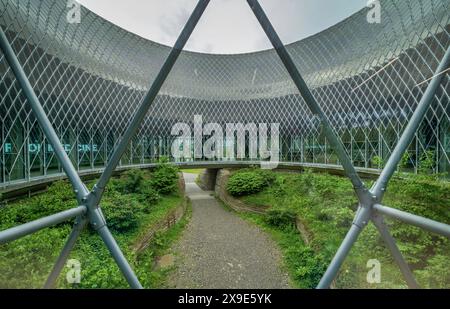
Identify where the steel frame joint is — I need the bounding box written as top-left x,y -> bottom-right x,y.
87,207 -> 107,231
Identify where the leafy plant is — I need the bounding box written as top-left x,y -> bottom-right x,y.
158,156 -> 170,164
372,155 -> 384,169
234,169 -> 450,288
416,253 -> 450,288
419,150 -> 435,174
121,169 -> 146,194
0,167 -> 185,289
101,193 -> 139,232
139,186 -> 161,211
318,206 -> 353,228
151,161 -> 179,194
270,176 -> 287,197
288,246 -> 327,288
227,169 -> 274,196
400,152 -> 411,171
264,209 -> 297,229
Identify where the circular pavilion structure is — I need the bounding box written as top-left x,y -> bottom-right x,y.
0,0 -> 449,290
0,0 -> 449,187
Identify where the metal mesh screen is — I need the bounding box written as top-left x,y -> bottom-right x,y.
0,0 -> 449,187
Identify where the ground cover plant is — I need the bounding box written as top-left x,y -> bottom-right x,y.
0,161 -> 185,288
227,168 -> 450,288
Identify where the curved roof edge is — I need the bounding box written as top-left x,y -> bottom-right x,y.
1,0 -> 449,100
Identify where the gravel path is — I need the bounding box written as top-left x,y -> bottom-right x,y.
167,173 -> 291,289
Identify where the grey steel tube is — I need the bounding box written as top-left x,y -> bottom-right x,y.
97,226 -> 143,289
44,218 -> 88,289
94,0 -> 211,198
374,204 -> 450,238
317,223 -> 364,288
0,206 -> 87,244
0,27 -> 89,199
372,46 -> 450,199
246,0 -> 366,194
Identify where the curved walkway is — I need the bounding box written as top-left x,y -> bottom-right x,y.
167,173 -> 291,289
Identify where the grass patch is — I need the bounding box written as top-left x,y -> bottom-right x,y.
0,164 -> 188,288
180,169 -> 204,175
226,168 -> 450,288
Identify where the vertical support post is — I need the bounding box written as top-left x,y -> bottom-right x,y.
351,132 -> 354,164
104,134 -> 108,166
129,139 -> 133,165
435,128 -> 439,174
26,119 -> 30,181
2,121 -> 5,183
378,127 -> 382,166
364,133 -> 368,168
301,135 -> 304,163
90,129 -> 94,170
141,137 -> 145,164
415,135 -> 419,174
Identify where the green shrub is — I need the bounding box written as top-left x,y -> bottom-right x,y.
150,162 -> 179,194
372,155 -> 384,169
264,209 -> 297,229
0,168 -> 186,288
227,169 -> 274,196
287,246 -> 327,288
0,181 -> 76,227
0,227 -> 71,288
318,207 -> 354,228
101,194 -> 139,232
416,253 -> 450,288
121,169 -> 146,194
158,156 -> 170,164
419,150 -> 435,173
270,176 -> 287,197
139,186 -> 161,211
257,169 -> 276,185
316,209 -> 333,222
400,152 -> 411,171
390,174 -> 449,208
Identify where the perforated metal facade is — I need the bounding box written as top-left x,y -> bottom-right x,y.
0,0 -> 449,187
0,0 -> 449,290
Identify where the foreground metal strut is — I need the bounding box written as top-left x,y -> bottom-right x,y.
0,0 -> 210,288
245,0 -> 450,289
0,0 -> 449,289
247,0 -> 450,288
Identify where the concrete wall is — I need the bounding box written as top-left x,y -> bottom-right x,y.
198,168 -> 219,191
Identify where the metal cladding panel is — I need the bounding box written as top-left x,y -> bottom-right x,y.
0,0 -> 449,186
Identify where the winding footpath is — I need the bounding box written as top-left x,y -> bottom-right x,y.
167,173 -> 291,289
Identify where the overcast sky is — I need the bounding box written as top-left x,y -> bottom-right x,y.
78,0 -> 367,54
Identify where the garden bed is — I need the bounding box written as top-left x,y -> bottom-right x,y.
218,168 -> 450,289
0,162 -> 188,288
